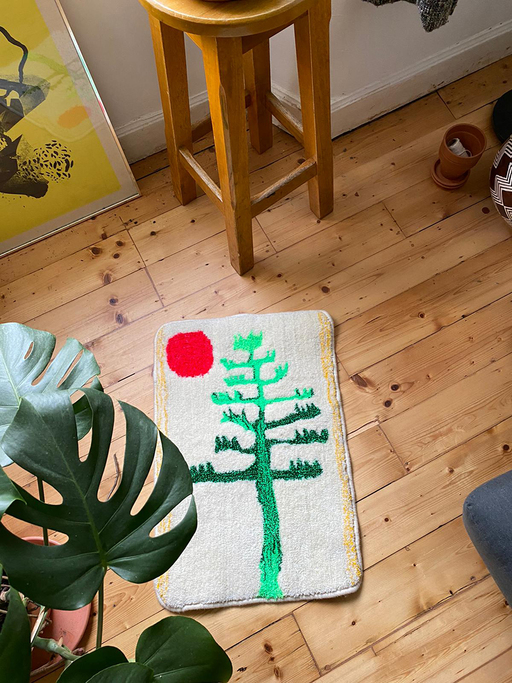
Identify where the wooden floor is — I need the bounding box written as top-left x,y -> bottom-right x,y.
4,55 -> 512,682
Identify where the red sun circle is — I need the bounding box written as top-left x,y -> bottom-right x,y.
166,331 -> 214,377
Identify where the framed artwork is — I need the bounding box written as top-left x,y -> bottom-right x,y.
0,0 -> 139,256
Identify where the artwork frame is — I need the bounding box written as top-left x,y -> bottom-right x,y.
0,0 -> 139,257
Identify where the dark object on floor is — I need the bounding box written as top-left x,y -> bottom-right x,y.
492,90 -> 512,143
362,0 -> 458,32
490,137 -> 512,227
463,470 -> 512,605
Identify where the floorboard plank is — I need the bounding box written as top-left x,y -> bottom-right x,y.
0,232 -> 143,323
348,426 -> 406,500
262,198 -> 509,324
257,103 -> 494,252
147,222 -> 275,304
341,293 -> 512,434
131,149 -> 170,181
324,578 -> 511,682
455,648 -> 512,682
295,516 -> 487,672
96,593 -> 302,661
358,415 -> 512,568
384,144 -> 499,236
381,352 -> 512,471
438,55 -> 512,118
88,203 -> 401,387
27,270 -> 162,345
130,195 -> 229,267
336,235 -> 512,374
0,210 -> 124,287
116,171 -> 181,228
129,150 -> 312,268
227,616 -> 320,683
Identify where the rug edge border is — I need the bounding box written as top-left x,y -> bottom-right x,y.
152,309 -> 364,611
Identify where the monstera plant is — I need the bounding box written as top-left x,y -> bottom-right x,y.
0,323 -> 232,683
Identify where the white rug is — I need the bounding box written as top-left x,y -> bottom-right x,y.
154,311 -> 362,611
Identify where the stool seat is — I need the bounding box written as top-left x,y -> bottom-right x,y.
140,0 -> 313,36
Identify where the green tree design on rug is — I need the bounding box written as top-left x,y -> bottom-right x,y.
190,332 -> 328,600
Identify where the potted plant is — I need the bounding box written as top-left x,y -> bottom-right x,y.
0,323 -> 233,683
431,122 -> 487,189
21,537 -> 92,677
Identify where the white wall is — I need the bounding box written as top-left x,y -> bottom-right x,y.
61,0 -> 512,163
60,0 -> 207,160
272,0 -> 512,135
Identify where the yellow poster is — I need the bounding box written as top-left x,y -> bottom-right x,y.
0,0 -> 137,252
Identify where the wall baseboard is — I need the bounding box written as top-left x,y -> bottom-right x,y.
117,18 -> 512,163
276,18 -> 512,138
117,91 -> 210,163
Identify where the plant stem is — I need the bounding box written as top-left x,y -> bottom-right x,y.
33,636 -> 80,662
30,605 -> 49,644
36,477 -> 49,546
96,578 -> 104,650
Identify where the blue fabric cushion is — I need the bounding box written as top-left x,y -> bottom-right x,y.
463,470 -> 512,605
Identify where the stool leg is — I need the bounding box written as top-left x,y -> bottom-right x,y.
149,15 -> 196,205
244,40 -> 273,154
294,0 -> 333,218
202,36 -> 254,275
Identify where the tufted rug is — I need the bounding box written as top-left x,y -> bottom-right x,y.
153,310 -> 362,611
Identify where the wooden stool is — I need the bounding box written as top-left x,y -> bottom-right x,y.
140,0 -> 333,274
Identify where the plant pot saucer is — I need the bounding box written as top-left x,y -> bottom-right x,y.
431,158 -> 469,190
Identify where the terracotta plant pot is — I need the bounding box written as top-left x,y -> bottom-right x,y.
23,537 -> 91,679
431,123 -> 487,189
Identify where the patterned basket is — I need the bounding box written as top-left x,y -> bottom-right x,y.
490,137 -> 512,227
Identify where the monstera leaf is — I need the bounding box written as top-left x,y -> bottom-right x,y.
58,617 -> 232,683
86,664 -> 152,683
0,587 -> 31,683
0,467 -> 24,517
0,323 -> 100,466
58,648 -> 129,683
134,616 -> 232,682
0,388 -> 197,610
